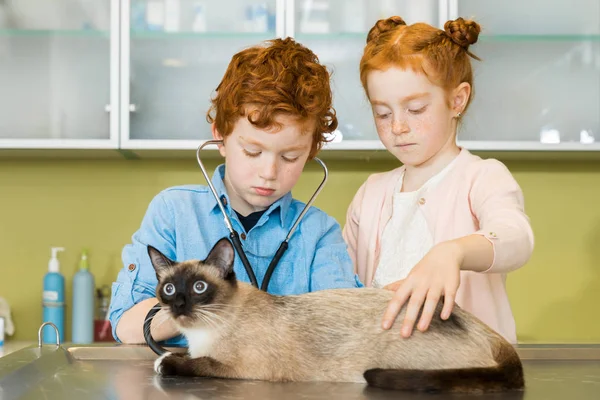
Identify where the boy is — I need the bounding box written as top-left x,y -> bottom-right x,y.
109,38 -> 362,346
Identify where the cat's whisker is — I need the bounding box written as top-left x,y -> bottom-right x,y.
198,307 -> 235,318
143,307 -> 170,326
200,303 -> 242,308
199,308 -> 231,323
196,311 -> 220,331
196,310 -> 223,330
198,304 -> 240,313
197,309 -> 232,331
151,313 -> 171,330
199,303 -> 238,312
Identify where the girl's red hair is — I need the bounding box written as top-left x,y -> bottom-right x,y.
360,16 -> 481,112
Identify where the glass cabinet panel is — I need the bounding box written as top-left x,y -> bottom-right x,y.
292,0 -> 439,143
456,0 -> 600,145
0,0 -> 113,141
127,0 -> 279,141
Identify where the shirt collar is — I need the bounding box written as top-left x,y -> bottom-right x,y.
208,164 -> 292,227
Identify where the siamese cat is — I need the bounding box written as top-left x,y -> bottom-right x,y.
148,238 -> 524,394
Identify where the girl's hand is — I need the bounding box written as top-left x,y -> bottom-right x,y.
381,240 -> 463,337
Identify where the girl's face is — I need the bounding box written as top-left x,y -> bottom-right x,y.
366,67 -> 469,168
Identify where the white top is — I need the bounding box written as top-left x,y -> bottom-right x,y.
371,157 -> 459,288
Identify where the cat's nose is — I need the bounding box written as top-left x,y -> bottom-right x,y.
173,295 -> 186,313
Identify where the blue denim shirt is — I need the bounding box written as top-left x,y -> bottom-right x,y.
109,164 -> 363,346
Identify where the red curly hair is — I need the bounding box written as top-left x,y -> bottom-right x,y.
207,37 -> 337,158
360,16 -> 481,114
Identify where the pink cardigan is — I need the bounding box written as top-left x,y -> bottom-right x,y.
343,148 -> 534,343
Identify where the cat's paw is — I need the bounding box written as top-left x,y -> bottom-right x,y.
153,352 -> 172,375
154,352 -> 189,376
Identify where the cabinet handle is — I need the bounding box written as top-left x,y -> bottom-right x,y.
105,104 -> 111,113
129,104 -> 137,113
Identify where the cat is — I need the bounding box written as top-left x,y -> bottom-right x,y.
148,237 -> 524,394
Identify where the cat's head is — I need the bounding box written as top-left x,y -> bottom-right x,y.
147,237 -> 237,327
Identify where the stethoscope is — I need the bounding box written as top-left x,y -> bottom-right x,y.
144,139 -> 329,355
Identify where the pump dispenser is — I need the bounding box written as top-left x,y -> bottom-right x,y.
42,247 -> 65,343
72,249 -> 94,344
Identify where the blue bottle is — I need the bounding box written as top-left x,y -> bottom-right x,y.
42,247 -> 65,344
72,250 -> 94,344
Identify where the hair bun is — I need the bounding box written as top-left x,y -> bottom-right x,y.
444,17 -> 480,49
366,16 -> 406,44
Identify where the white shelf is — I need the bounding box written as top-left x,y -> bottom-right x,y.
119,138 -> 600,152
457,141 -> 600,152
0,138 -> 118,149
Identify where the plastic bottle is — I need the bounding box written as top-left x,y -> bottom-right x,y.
42,247 -> 65,344
192,3 -> 207,32
164,0 -> 180,32
0,316 -> 4,348
146,0 -> 165,31
94,285 -> 113,342
72,250 -> 95,344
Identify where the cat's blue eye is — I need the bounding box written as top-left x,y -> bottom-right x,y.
163,283 -> 175,296
193,280 -> 208,294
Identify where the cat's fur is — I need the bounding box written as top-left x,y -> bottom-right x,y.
148,238 -> 524,394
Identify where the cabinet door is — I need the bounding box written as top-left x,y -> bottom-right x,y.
291,0 -> 440,148
122,0 -> 281,148
0,0 -> 118,148
454,0 -> 600,149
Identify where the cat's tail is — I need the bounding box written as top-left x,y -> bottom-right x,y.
363,340 -> 524,393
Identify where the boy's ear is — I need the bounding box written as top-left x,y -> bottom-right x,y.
211,123 -> 227,158
204,237 -> 235,280
147,246 -> 175,279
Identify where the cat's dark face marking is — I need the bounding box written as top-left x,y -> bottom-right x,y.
147,238 -> 237,327
156,263 -> 217,318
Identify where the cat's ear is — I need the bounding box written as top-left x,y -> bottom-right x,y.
204,237 -> 235,279
147,245 -> 175,278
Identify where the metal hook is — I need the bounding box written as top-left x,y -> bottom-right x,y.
196,140 -> 235,233
38,322 -> 61,348
285,157 -> 328,242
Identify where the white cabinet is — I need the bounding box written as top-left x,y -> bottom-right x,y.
453,0 -> 600,151
1,0 -> 599,153
0,0 -> 119,149
120,0 -> 281,150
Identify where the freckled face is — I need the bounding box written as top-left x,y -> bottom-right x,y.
213,114 -> 312,216
367,67 -> 459,167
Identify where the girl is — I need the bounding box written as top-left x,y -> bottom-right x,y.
343,16 -> 534,344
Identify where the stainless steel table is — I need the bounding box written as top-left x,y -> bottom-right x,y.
1,343 -> 599,400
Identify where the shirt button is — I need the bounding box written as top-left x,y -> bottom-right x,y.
418,197 -> 426,205
241,233 -> 247,240
128,263 -> 136,271
220,195 -> 228,206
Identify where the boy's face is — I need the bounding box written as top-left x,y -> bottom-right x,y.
213,113 -> 313,216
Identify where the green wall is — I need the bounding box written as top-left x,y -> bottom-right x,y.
1,155 -> 599,343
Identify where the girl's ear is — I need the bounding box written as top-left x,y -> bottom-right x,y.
452,82 -> 471,115
211,123 -> 226,157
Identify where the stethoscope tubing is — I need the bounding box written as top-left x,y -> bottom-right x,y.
144,140 -> 328,355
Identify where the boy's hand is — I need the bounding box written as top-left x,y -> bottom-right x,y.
381,240 -> 463,337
